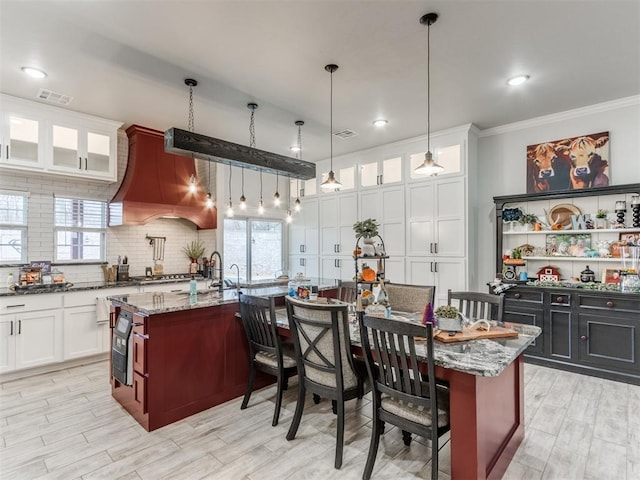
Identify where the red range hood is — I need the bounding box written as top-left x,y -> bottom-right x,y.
109,125 -> 216,229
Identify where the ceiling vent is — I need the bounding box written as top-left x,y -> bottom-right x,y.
333,129 -> 358,140
36,89 -> 73,106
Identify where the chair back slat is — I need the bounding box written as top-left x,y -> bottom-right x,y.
362,315 -> 436,405
447,290 -> 505,322
239,294 -> 280,356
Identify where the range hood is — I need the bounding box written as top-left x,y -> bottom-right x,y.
109,125 -> 216,229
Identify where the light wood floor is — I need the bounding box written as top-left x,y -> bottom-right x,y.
0,361 -> 638,479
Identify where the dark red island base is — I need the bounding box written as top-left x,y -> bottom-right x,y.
110,301 -> 271,432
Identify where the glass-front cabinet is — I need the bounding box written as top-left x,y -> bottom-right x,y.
360,155 -> 402,188
0,93 -> 121,182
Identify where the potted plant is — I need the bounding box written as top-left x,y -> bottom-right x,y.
182,240 -> 205,274
434,305 -> 463,333
353,218 -> 380,239
353,218 -> 380,256
595,209 -> 608,229
518,213 -> 538,231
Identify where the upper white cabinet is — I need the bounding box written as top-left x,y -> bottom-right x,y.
0,94 -> 122,182
359,185 -> 405,257
290,176 -> 318,198
289,197 -> 319,255
360,155 -> 403,188
319,192 -> 358,256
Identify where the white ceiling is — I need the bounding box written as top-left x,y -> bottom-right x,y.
2,0 -> 639,162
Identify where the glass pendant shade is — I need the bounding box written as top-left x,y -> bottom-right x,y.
273,191 -> 281,206
239,194 -> 247,210
286,210 -> 293,223
206,192 -> 214,208
321,170 -> 342,190
294,197 -> 301,212
414,151 -> 444,176
188,174 -> 197,193
258,199 -> 264,215
226,200 -> 234,217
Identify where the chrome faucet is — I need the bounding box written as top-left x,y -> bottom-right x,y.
208,251 -> 223,292
230,263 -> 240,291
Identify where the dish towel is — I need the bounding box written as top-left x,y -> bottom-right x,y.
96,296 -> 111,324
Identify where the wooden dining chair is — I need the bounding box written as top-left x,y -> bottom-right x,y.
360,314 -> 450,480
447,289 -> 505,322
337,280 -> 358,304
284,296 -> 369,469
239,294 -> 298,426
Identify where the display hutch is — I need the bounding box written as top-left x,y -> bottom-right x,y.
353,234 -> 388,299
493,183 -> 640,385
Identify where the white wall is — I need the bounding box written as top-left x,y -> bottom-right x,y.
1,130 -> 216,285
476,96 -> 640,285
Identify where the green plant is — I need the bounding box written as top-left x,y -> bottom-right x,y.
518,213 -> 538,225
353,218 -> 379,239
434,305 -> 460,319
596,209 -> 608,219
182,240 -> 205,260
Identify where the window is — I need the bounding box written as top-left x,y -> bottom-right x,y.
0,192 -> 28,263
54,197 -> 106,262
223,218 -> 284,282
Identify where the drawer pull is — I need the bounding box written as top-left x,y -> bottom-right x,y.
606,301 -> 614,308
556,296 -> 564,303
514,293 -> 521,299
580,335 -> 588,341
6,304 -> 26,308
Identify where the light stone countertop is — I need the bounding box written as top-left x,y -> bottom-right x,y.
272,307 -> 541,378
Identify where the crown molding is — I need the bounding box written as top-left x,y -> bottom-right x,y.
478,95 -> 640,138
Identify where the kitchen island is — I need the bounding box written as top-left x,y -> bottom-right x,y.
108,282 -> 339,431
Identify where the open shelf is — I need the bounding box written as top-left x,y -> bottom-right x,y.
504,227 -> 638,235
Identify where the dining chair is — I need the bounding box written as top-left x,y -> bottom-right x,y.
385,283 -> 436,314
337,280 -> 358,304
447,289 -> 505,322
239,293 -> 298,426
360,314 -> 450,480
284,296 -> 369,469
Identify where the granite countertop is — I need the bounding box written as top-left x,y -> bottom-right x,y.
109,280 -> 341,315
0,280 -> 141,297
272,308 -> 541,378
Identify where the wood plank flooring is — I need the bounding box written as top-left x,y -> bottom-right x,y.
1,361 -> 638,479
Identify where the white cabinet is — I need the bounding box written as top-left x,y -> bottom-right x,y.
289,255 -> 319,279
289,198 -> 318,255
0,98 -> 45,169
405,257 -> 467,307
63,291 -> 100,360
0,295 -> 64,373
290,177 -> 318,199
406,177 -> 466,258
360,155 -> 403,188
359,186 -> 405,257
320,256 -> 353,282
0,93 -> 121,181
319,192 -> 358,256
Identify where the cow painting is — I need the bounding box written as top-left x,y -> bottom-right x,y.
526,132 -> 610,193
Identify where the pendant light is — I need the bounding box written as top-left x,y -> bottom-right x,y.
226,164 -> 234,217
205,151 -> 214,209
273,172 -> 281,206
258,169 -> 265,215
239,168 -> 247,210
320,64 -> 343,191
294,120 -> 304,211
413,13 -> 444,177
241,103 -> 259,210
185,79 -> 201,193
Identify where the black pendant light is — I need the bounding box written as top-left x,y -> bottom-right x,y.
320,64 -> 343,191
414,13 -> 444,176
185,78 -> 199,194
294,120 -> 304,211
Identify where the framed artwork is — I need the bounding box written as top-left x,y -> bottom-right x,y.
527,131 -> 610,193
602,268 -> 621,284
619,231 -> 640,246
545,233 -> 591,257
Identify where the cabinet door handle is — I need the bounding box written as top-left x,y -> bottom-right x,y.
84,157 -> 88,170
7,304 -> 25,308
18,320 -> 21,335
6,145 -> 9,159
556,296 -> 563,303
337,244 -> 341,253
580,335 -> 588,341
429,262 -> 433,272
300,188 -> 305,197
9,320 -> 13,336
434,243 -> 438,254
79,156 -> 82,169
434,262 -> 438,273
606,301 -> 614,308
429,242 -> 433,254
299,244 -> 303,253
299,258 -> 304,266
514,293 -> 521,299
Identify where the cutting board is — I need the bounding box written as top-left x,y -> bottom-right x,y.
434,326 -> 518,343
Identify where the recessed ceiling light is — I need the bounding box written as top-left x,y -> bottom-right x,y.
290,145 -> 301,152
373,119 -> 388,127
507,75 -> 530,86
21,66 -> 47,79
